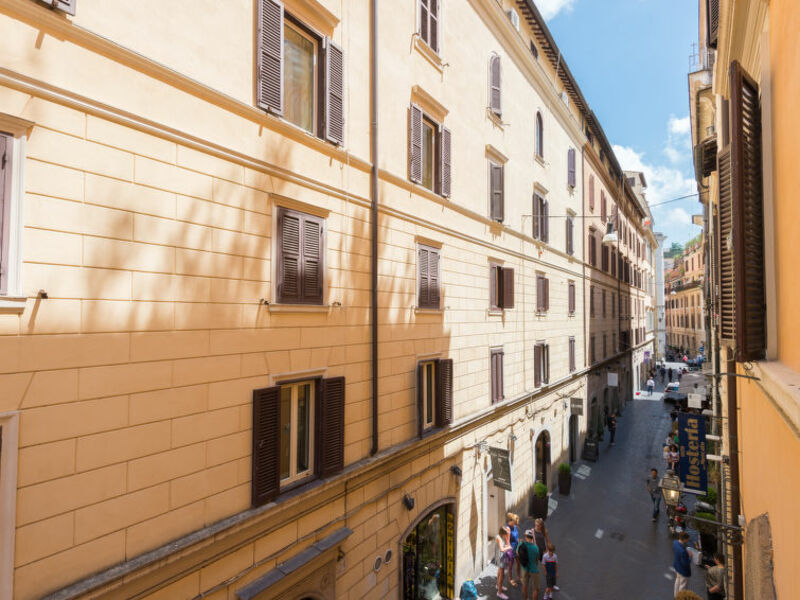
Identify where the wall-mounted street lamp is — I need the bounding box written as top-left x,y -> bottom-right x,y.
602,221 -> 618,247
659,469 -> 682,507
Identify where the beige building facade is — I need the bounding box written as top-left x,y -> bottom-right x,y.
0,1 -> 655,599
665,240 -> 706,355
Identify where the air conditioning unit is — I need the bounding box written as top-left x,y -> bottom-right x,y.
506,9 -> 520,31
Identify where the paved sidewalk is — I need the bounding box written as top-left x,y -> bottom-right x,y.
471,382 -> 707,600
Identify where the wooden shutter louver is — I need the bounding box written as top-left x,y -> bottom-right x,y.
569,338 -> 575,372
729,61 -> 766,360
589,175 -> 595,210
532,194 -> 540,240
323,39 -> 345,145
490,162 -> 504,221
317,377 -> 345,477
707,0 -> 719,49
416,363 -> 425,437
440,126 -> 452,197
302,216 -> 324,303
252,386 -> 281,506
566,216 -> 573,255
501,268 -> 514,309
257,0 -> 284,115
418,246 -> 429,308
278,211 -> 301,301
409,103 -> 423,183
489,55 -> 502,117
436,358 -> 453,426
542,200 -> 549,243
429,248 -> 440,308
568,282 -> 575,315
534,344 -> 542,387
568,148 -> 576,187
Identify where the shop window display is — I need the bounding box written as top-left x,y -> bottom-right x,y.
402,504 -> 455,599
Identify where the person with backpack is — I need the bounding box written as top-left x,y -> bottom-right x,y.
607,412 -> 617,446
516,529 -> 540,600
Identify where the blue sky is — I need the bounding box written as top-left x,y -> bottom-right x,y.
540,0 -> 703,248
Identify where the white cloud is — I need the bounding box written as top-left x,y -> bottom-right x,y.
668,116 -> 691,136
537,0 -> 576,20
667,207 -> 692,227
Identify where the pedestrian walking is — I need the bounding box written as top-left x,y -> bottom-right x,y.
678,368 -> 683,382
646,468 -> 661,521
661,366 -> 666,382
668,367 -> 674,381
668,444 -> 680,471
516,529 -> 540,600
494,526 -> 513,598
705,553 -> 726,600
506,512 -> 520,586
673,532 -> 693,595
647,377 -> 655,395
542,544 -> 558,600
607,412 -> 617,445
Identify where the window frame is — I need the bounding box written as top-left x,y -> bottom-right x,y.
278,379 -> 316,487
420,360 -> 437,431
535,111 -> 544,158
421,116 -> 438,192
568,337 -> 576,372
418,0 -> 440,54
490,347 -> 504,404
488,159 -> 504,222
417,243 -> 441,310
0,116 -> 30,308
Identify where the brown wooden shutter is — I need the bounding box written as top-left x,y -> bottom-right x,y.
566,216 -> 573,255
601,190 -> 607,221
251,386 -> 281,506
323,38 -> 344,145
302,215 -> 324,303
532,194 -> 540,239
590,286 -> 595,316
440,126 -> 451,197
317,377 -> 345,477
534,344 -> 542,387
409,103 -> 423,183
501,268 -> 514,309
277,210 -> 300,302
416,362 -> 425,437
729,61 -> 766,360
542,200 -> 549,243
257,0 -> 284,115
707,0 -> 719,48
0,134 -> 8,293
489,55 -> 502,117
49,0 -> 76,15
569,338 -> 575,372
544,277 -> 550,311
429,248 -> 440,308
568,148 -> 576,187
589,175 -> 595,210
490,162 -> 504,221
544,345 -> 550,384
568,282 -> 575,314
497,350 -> 503,401
418,246 -> 430,308
436,358 -> 453,426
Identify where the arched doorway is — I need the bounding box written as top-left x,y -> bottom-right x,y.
534,430 -> 551,486
401,502 -> 455,599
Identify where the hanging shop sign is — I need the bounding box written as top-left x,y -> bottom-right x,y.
570,397 -> 583,416
488,447 -> 513,491
678,412 -> 708,494
687,393 -> 703,409
607,372 -> 618,387
644,351 -> 651,361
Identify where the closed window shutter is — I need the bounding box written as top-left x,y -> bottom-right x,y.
498,350 -> 503,401
532,194 -> 540,240
257,0 -> 284,115
501,268 -> 514,309
489,55 -> 502,116
278,210 -> 301,302
566,217 -> 573,255
534,344 -> 542,387
490,163 -> 504,221
251,386 -> 281,506
409,103 -> 423,183
436,358 -> 453,426
569,338 -> 575,371
416,362 -> 425,437
301,216 -> 324,303
729,61 -> 766,360
418,246 -> 430,307
316,377 -> 345,477
0,134 -> 8,293
601,190 -> 607,221
544,278 -> 550,311
568,148 -> 576,187
542,200 -> 549,243
707,0 -> 719,48
544,345 -> 550,383
568,282 -> 575,314
429,248 -> 440,308
323,39 -> 345,145
589,175 -> 595,210
440,126 -> 452,197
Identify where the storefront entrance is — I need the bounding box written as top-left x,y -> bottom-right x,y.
569,415 -> 579,463
534,430 -> 551,486
401,503 -> 455,600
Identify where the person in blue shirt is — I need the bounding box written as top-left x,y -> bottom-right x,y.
672,532 -> 693,595
516,529 -> 540,600
506,512 -> 520,586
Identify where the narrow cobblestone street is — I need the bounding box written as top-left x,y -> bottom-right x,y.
473,378 -> 707,600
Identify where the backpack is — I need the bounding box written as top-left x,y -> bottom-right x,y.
459,580 -> 478,600
517,542 -> 529,566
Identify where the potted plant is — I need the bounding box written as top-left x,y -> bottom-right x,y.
529,481 -> 549,519
558,463 -> 572,496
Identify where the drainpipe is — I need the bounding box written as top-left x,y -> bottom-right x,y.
369,0 -> 379,456
726,358 -> 743,599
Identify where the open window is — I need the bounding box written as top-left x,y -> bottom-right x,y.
409,104 -> 451,197
416,358 -> 453,436
490,263 -> 514,310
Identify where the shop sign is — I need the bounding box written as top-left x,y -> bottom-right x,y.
678,412 -> 707,494
687,393 -> 703,409
488,447 -> 513,491
570,397 -> 583,416
607,372 -> 618,387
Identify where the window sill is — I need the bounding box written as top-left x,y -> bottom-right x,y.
487,109 -> 504,129
414,307 -> 444,315
413,36 -> 444,73
487,309 -> 504,317
268,303 -> 332,314
0,296 -> 27,312
535,155 -> 546,167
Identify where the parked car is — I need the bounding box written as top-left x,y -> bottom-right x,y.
663,390 -> 688,405
664,382 -> 680,394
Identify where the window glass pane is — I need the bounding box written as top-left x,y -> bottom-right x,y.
422,120 -> 434,190
296,383 -> 311,473
425,363 -> 434,425
280,387 -> 291,480
284,23 -> 316,133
